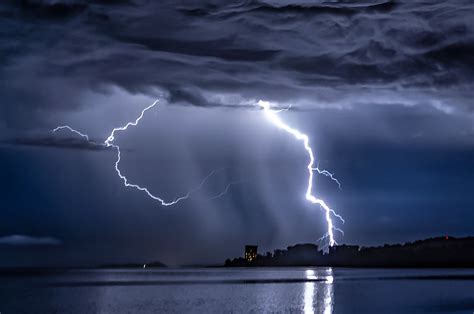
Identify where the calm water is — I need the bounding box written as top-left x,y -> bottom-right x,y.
1,267 -> 474,313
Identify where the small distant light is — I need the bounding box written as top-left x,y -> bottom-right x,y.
445,236 -> 449,240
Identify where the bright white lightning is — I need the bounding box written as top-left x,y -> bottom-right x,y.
53,99 -> 230,206
258,100 -> 343,247
314,162 -> 341,191
102,100 -> 188,206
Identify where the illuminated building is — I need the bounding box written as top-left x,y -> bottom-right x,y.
244,245 -> 258,262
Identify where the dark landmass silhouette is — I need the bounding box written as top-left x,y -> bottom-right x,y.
225,236 -> 474,268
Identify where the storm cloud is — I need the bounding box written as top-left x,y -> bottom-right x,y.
1,136 -> 109,150
1,0 -> 473,129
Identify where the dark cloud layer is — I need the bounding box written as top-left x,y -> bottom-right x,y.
1,0 -> 473,128
1,136 -> 108,150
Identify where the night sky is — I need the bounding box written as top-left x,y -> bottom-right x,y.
1,0 -> 474,267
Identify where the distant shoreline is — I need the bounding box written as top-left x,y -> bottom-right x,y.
224,236 -> 474,268
2,236 -> 474,270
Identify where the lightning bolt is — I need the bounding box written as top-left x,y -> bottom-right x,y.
53,99 -> 232,206
208,179 -> 248,200
53,125 -> 99,145
314,162 -> 342,191
258,100 -> 343,247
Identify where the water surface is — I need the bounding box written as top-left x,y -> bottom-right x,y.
1,267 -> 474,313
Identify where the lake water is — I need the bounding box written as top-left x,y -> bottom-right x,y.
1,268 -> 474,313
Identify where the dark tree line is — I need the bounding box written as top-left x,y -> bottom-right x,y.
225,237 -> 474,268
